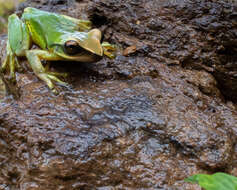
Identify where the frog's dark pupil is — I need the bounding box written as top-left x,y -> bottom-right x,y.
64,40 -> 82,55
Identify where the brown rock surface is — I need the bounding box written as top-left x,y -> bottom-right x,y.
0,0 -> 237,189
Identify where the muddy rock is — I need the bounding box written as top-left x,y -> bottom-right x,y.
0,0 -> 237,189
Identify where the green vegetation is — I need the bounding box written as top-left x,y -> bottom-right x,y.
185,172 -> 237,190
0,0 -> 25,33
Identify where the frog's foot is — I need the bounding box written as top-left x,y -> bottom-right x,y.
102,42 -> 116,59
38,72 -> 67,94
26,50 -> 68,94
1,50 -> 19,83
44,63 -> 69,78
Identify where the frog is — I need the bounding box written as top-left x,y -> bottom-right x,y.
1,7 -> 116,94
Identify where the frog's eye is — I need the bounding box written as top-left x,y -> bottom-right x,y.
64,40 -> 83,55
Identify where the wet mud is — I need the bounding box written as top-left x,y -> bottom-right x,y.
0,0 -> 237,189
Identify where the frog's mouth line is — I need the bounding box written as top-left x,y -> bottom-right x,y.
49,43 -> 102,62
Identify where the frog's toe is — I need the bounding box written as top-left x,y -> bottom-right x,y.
47,71 -> 69,78
1,52 -> 19,83
38,72 -> 68,93
1,54 -> 10,72
44,63 -> 69,78
52,88 -> 59,95
9,74 -> 17,84
15,57 -> 23,72
102,42 -> 116,59
0,66 -> 5,73
47,73 -> 67,86
1,65 -> 6,72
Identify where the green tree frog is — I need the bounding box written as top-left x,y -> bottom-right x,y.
1,7 -> 115,93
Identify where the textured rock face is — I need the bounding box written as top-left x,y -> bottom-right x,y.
0,0 -> 237,189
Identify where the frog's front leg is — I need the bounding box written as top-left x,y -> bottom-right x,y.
26,50 -> 67,94
1,14 -> 30,82
1,43 -> 17,81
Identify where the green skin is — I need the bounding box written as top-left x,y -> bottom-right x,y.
1,7 -> 115,94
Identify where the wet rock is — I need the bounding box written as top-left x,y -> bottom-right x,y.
88,0 -> 237,102
0,0 -> 237,189
170,0 -> 237,102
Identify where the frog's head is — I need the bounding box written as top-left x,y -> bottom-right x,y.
53,29 -> 103,62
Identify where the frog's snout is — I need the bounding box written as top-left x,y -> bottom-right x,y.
89,29 -> 102,41
87,29 -> 103,56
